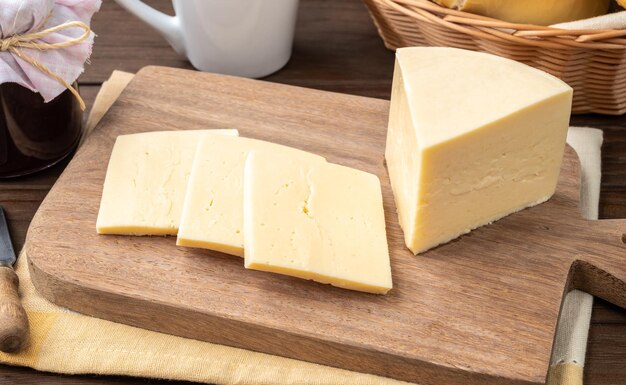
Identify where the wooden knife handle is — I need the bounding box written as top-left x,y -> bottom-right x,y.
0,266 -> 28,352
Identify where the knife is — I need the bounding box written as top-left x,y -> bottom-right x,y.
0,207 -> 28,352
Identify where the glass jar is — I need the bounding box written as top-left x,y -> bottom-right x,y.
0,82 -> 83,178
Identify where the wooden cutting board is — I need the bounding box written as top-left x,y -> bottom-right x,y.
27,66 -> 626,385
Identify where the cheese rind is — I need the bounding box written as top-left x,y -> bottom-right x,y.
96,129 -> 238,235
176,136 -> 325,256
243,151 -> 392,294
386,47 -> 573,254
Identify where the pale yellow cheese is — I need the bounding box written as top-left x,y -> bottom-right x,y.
432,0 -> 609,26
96,129 -> 238,235
243,151 -> 392,294
386,47 -> 572,254
176,136 -> 325,256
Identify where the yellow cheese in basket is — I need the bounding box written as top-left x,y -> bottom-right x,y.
386,47 -> 573,254
433,0 -> 610,26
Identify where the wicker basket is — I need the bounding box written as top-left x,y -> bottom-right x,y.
363,0 -> 626,115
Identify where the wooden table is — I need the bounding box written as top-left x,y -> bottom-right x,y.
0,1 -> 624,384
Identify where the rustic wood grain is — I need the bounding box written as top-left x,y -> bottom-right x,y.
85,0 -> 394,99
24,66 -> 626,385
84,1 -> 190,83
586,323 -> 626,382
0,267 -> 29,353
0,0 -> 624,384
0,365 -> 198,384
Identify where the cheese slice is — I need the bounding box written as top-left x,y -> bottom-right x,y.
96,129 -> 238,235
386,47 -> 573,254
432,0 -> 609,26
177,136 -> 325,256
243,151 -> 392,294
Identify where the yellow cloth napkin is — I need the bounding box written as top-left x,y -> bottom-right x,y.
3,251 -> 407,384
84,71 -> 135,136
0,70 -> 597,385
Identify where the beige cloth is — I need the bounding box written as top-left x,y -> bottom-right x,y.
551,10 -> 626,29
544,128 -> 604,385
0,71 -> 601,385
84,71 -> 134,135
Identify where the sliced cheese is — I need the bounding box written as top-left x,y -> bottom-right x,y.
386,47 -> 572,254
243,151 -> 392,294
177,135 -> 325,256
96,129 -> 238,235
432,0 -> 610,26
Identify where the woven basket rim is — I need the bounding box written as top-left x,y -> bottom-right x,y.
379,0 -> 626,48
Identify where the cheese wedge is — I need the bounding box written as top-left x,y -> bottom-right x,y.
96,129 -> 238,235
386,47 -> 572,254
432,0 -> 610,26
177,136 -> 325,256
243,151 -> 392,294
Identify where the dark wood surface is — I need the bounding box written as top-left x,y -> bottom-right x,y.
0,0 -> 624,384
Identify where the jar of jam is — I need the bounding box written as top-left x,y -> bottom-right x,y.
0,83 -> 83,178
0,0 -> 100,178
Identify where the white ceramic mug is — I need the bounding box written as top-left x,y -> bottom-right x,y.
114,0 -> 300,78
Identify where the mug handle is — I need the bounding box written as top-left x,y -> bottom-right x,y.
113,0 -> 186,56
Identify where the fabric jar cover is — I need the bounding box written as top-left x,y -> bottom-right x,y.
0,0 -> 101,103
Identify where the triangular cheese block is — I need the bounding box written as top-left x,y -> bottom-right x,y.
386,47 -> 573,254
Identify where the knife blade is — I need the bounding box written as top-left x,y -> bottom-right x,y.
0,206 -> 29,352
0,208 -> 16,267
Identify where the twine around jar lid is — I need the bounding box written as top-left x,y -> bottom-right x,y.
0,21 -> 91,111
